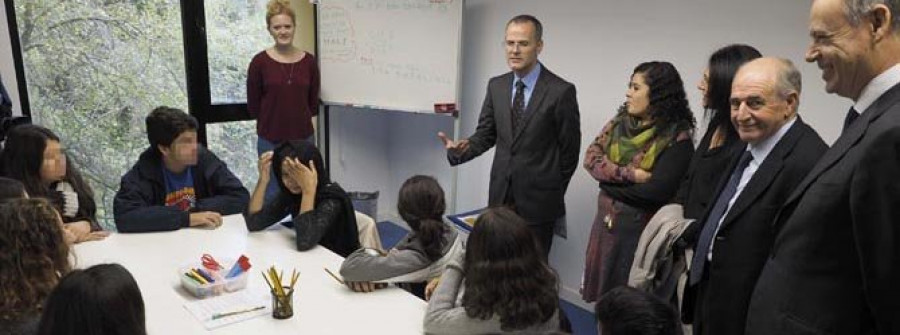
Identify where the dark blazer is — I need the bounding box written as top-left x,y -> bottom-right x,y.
449,64 -> 580,223
688,117 -> 826,335
746,83 -> 900,335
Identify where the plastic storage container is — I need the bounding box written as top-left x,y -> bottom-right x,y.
179,264 -> 248,299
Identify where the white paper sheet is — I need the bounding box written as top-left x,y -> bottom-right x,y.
183,289 -> 270,330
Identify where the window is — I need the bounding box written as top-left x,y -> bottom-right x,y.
205,0 -> 271,105
206,121 -> 258,191
198,0 -> 274,189
12,0 -> 187,228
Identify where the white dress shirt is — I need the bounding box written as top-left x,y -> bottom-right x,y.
853,64 -> 900,116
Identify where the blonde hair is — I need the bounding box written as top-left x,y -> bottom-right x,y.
266,0 -> 296,27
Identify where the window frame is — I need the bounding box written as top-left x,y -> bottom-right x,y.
179,0 -> 247,145
4,0 -> 32,118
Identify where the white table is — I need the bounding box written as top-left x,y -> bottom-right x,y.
72,215 -> 426,334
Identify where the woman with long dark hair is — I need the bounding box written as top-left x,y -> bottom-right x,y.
582,61 -> 696,302
676,44 -> 761,221
340,175 -> 463,295
424,207 -> 560,334
244,140 -> 359,257
37,263 -> 146,335
0,125 -> 108,243
0,198 -> 71,334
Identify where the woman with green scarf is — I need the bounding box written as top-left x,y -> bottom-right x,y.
581,61 -> 695,303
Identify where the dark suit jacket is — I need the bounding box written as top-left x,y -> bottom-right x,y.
746,83 -> 900,335
688,117 -> 826,335
449,64 -> 580,223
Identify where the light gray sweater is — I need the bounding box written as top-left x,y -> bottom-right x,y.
340,224 -> 461,283
423,263 -> 561,335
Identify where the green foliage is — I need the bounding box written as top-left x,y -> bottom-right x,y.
206,120 -> 259,192
206,0 -> 270,104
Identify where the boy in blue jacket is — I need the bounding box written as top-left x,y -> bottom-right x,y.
114,106 -> 249,232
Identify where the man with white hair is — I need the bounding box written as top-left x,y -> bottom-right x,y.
686,58 -> 826,335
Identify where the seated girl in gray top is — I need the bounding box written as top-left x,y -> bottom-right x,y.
424,207 -> 561,334
340,175 -> 462,292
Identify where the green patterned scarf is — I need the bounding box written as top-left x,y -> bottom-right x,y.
604,113 -> 679,170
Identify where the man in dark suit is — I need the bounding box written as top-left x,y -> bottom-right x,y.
437,14 -> 580,256
685,58 -> 827,335
746,0 -> 900,333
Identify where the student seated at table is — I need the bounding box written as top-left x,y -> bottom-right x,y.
423,207 -> 561,334
37,263 -> 146,335
0,177 -> 27,201
245,139 -> 359,257
340,175 -> 463,296
595,286 -> 682,335
0,125 -> 108,243
0,177 -> 78,245
114,106 -> 249,233
0,198 -> 71,335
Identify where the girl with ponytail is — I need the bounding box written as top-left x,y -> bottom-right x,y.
340,175 -> 463,296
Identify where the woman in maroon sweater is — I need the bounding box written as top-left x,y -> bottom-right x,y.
247,0 -> 320,200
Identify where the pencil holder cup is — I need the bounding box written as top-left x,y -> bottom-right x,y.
271,287 -> 294,319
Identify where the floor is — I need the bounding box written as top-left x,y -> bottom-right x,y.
376,221 -> 598,335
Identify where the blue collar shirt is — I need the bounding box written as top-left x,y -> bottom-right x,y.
511,62 -> 542,109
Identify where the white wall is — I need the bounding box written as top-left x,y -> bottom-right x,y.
328,107 -> 455,223
329,106 -> 395,219
1,2 -> 22,116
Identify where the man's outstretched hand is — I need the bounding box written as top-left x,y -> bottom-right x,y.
438,131 -> 469,156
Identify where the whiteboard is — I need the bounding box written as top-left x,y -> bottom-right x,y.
317,0 -> 462,112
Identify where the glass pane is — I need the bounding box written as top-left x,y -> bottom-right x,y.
205,0 -> 272,105
206,121 -> 259,191
15,0 -> 187,229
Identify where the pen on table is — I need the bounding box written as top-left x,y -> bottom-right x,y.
324,268 -> 345,285
211,305 -> 266,320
